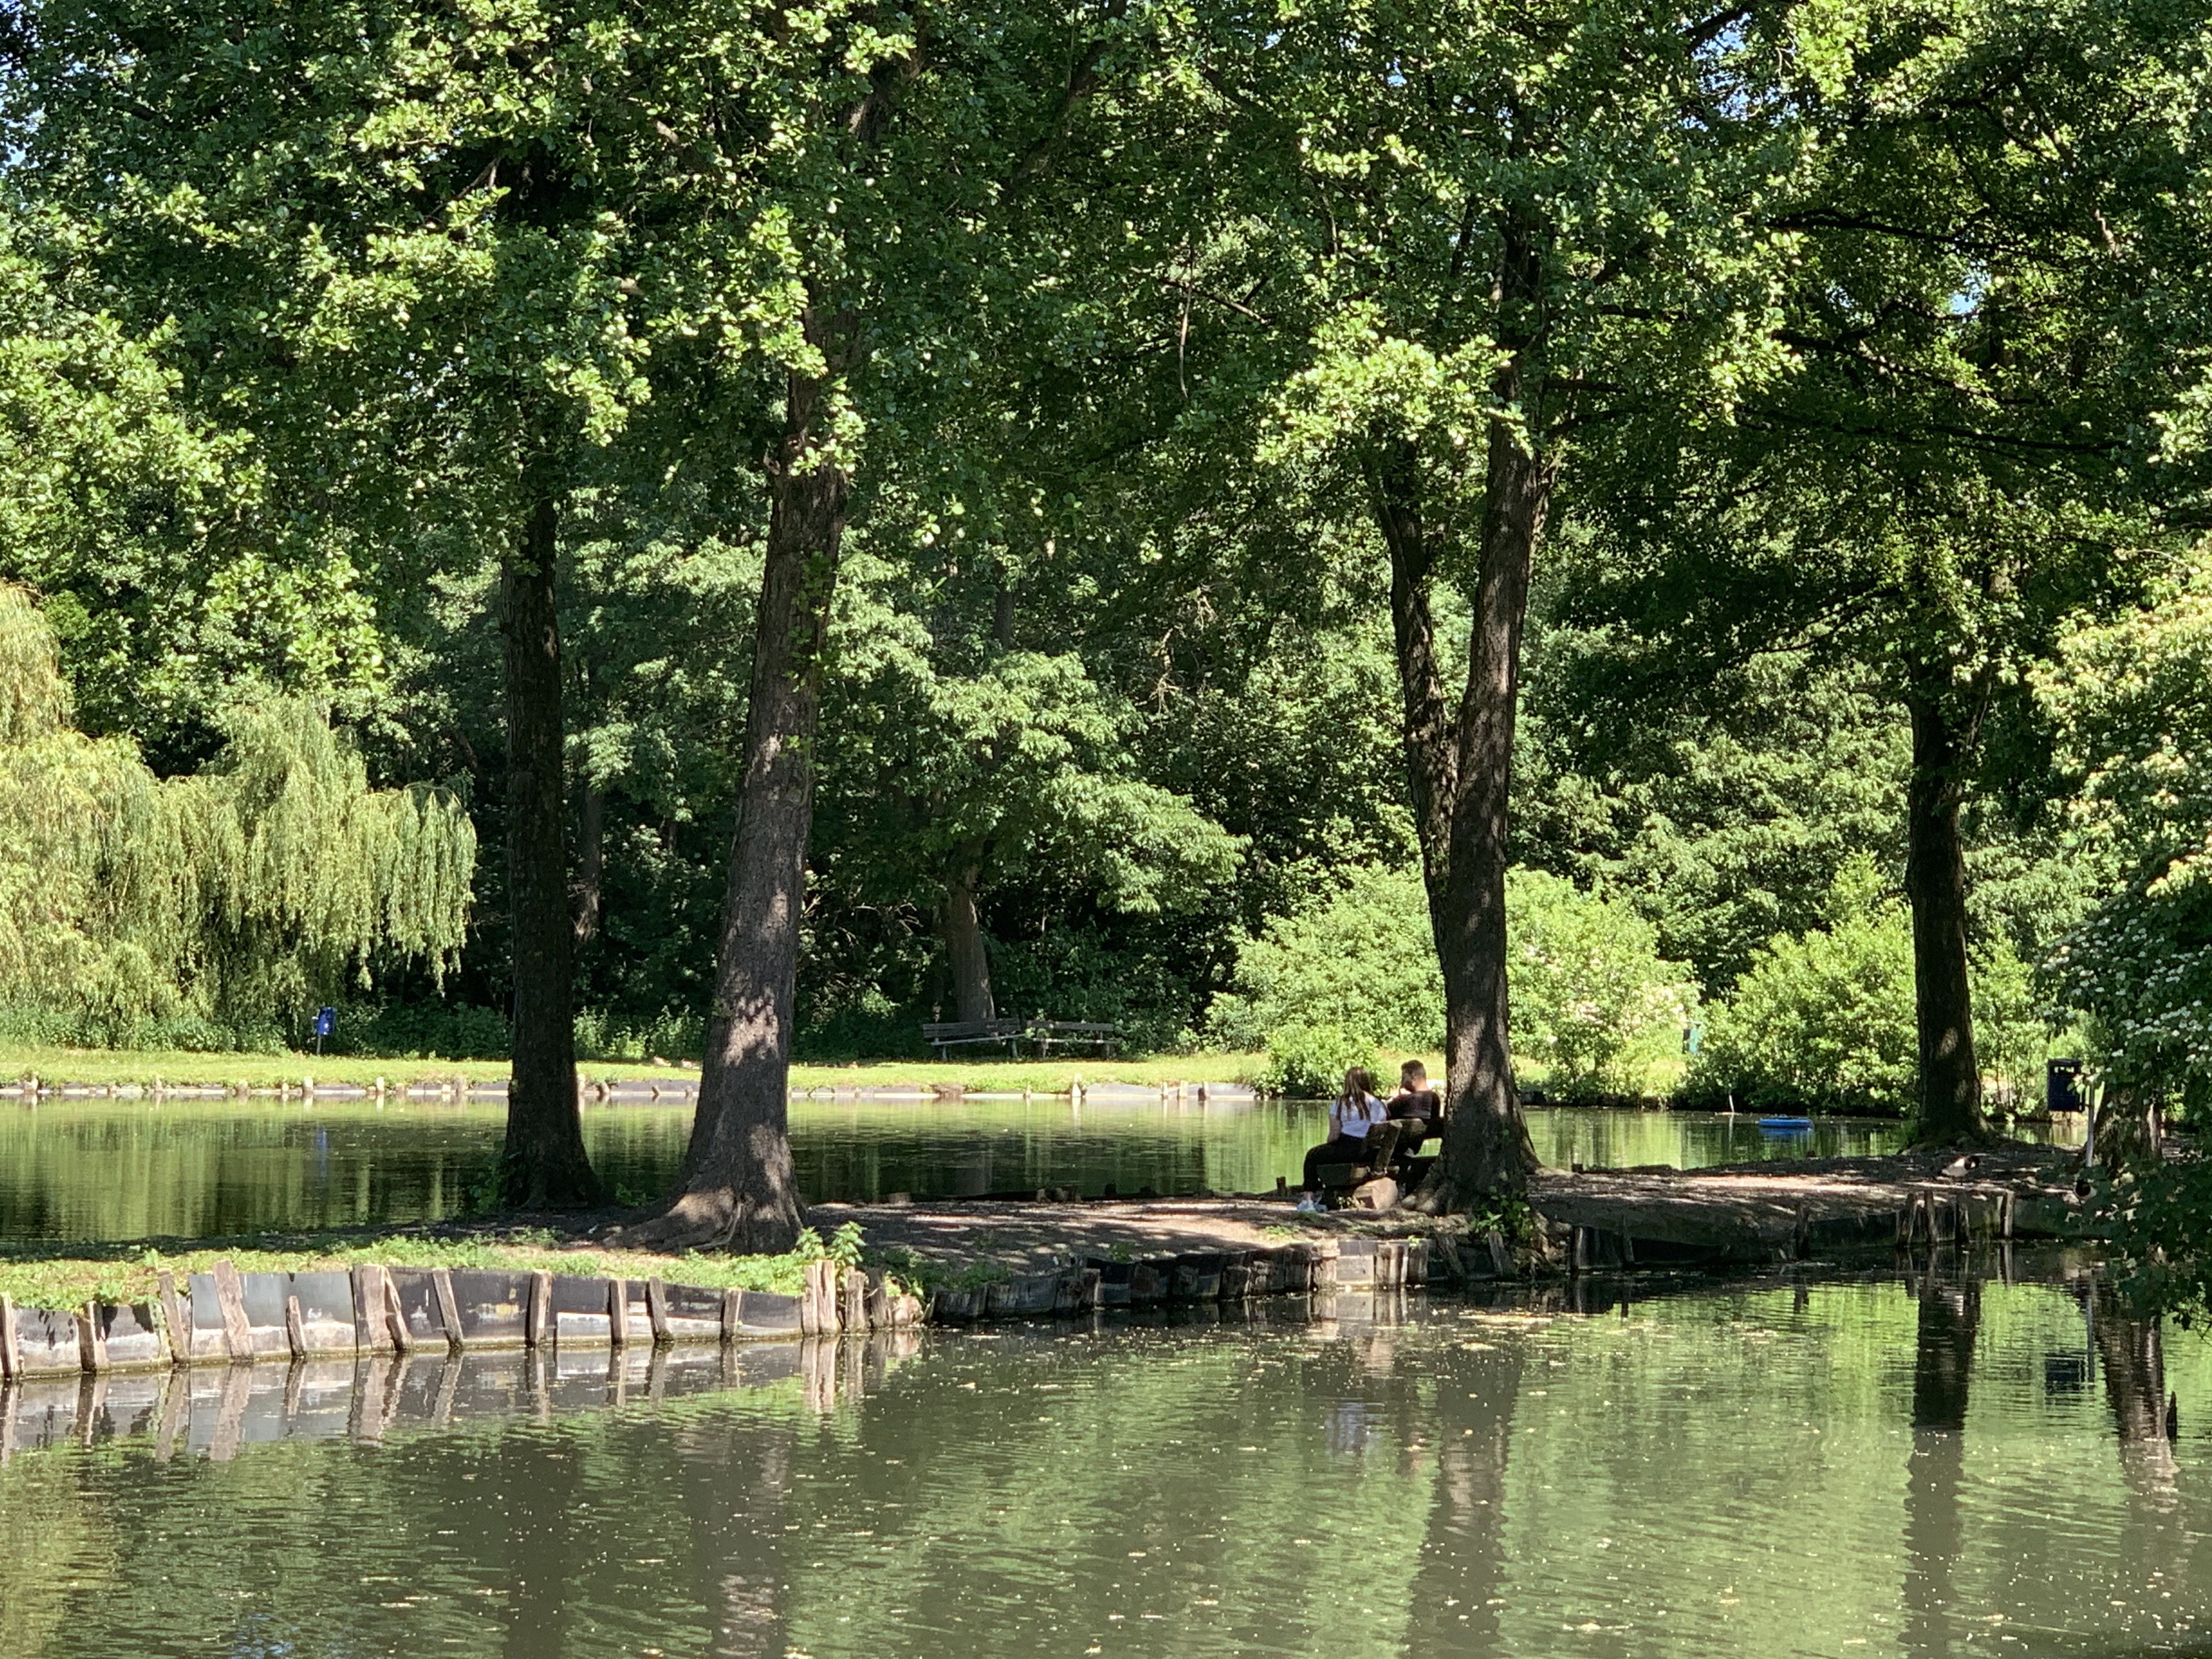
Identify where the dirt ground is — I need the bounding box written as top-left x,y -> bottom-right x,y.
805,1142 -> 2087,1274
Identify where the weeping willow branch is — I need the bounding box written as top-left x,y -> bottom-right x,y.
0,585 -> 475,1040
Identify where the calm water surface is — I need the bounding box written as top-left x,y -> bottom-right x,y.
0,1269 -> 2202,1657
0,1099 -> 2076,1244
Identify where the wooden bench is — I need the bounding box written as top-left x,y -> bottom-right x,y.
920,1018 -> 1122,1059
1026,1020 -> 1120,1057
922,1019 -> 1024,1057
1312,1121 -> 1440,1201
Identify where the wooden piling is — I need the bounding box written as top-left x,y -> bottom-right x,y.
431,1270 -> 465,1350
153,1370 -> 188,1461
211,1261 -> 254,1361
606,1277 -> 629,1350
74,1302 -> 105,1373
645,1279 -> 672,1345
526,1272 -> 553,1348
352,1265 -> 395,1356
156,1272 -> 190,1361
720,1288 -> 744,1343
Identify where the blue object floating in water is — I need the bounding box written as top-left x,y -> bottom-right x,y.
1757,1115 -> 1813,1133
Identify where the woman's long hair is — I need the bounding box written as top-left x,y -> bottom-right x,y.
1336,1066 -> 1375,1108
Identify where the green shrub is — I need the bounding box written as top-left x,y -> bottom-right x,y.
1505,870 -> 1699,1101
1212,864 -> 1441,1055
1215,861 -> 1695,1099
1260,1021 -> 1377,1098
1689,857 -> 2047,1116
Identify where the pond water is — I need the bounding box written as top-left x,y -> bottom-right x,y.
0,1099 -> 2076,1245
2,1266 -> 2203,1657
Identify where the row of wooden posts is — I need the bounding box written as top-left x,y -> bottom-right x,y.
0,1234 -> 1466,1383
1,1076 -> 1256,1106
0,1258 -> 917,1383
0,1075 -> 503,1103
0,1328 -> 926,1464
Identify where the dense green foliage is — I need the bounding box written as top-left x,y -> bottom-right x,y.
1687,860 -> 2047,1116
0,0 -> 2204,1165
2040,558 -> 2212,1116
0,587 -> 473,1047
1214,864 -> 1694,1101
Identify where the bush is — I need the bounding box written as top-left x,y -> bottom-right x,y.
334,1000 -> 511,1061
1689,858 -> 2047,1116
1506,870 -> 1699,1101
1214,861 -> 1695,1099
1260,1022 -> 1377,1098
1211,864 -> 1441,1055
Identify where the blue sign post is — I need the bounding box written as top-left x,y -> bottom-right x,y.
313,1006 -> 336,1056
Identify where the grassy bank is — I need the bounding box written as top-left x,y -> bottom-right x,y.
0,1229 -> 825,1312
0,1043 -> 1293,1093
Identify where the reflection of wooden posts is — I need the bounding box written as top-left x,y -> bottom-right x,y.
800,1337 -> 837,1414
349,1355 -> 391,1443
208,1363 -> 252,1462
153,1370 -> 187,1462
430,1352 -> 462,1429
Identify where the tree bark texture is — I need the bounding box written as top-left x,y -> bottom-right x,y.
651,359 -> 845,1251
573,781 -> 605,946
498,494 -> 600,1209
940,861 -> 996,1023
1904,685 -> 1988,1144
1370,443 -> 1458,950
1372,433 -> 1548,1205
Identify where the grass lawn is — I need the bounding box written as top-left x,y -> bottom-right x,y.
0,1042 -> 1321,1092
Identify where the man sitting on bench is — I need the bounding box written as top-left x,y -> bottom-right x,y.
1386,1059 -> 1442,1152
1301,1067 -> 1387,1193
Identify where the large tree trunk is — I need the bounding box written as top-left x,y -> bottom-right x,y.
498,493 -> 600,1209
633,357 -> 844,1251
940,861 -> 995,1023
1431,422 -> 1550,1201
1904,684 -> 1988,1144
1373,430 -> 1547,1207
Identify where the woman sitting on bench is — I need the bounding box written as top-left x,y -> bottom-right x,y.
1301,1066 -> 1387,1192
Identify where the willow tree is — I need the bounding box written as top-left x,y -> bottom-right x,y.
18,0 -> 698,1204
1177,0 -> 1815,1199
0,586 -> 474,1037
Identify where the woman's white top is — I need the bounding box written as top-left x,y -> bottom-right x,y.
1332,1093 -> 1387,1140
